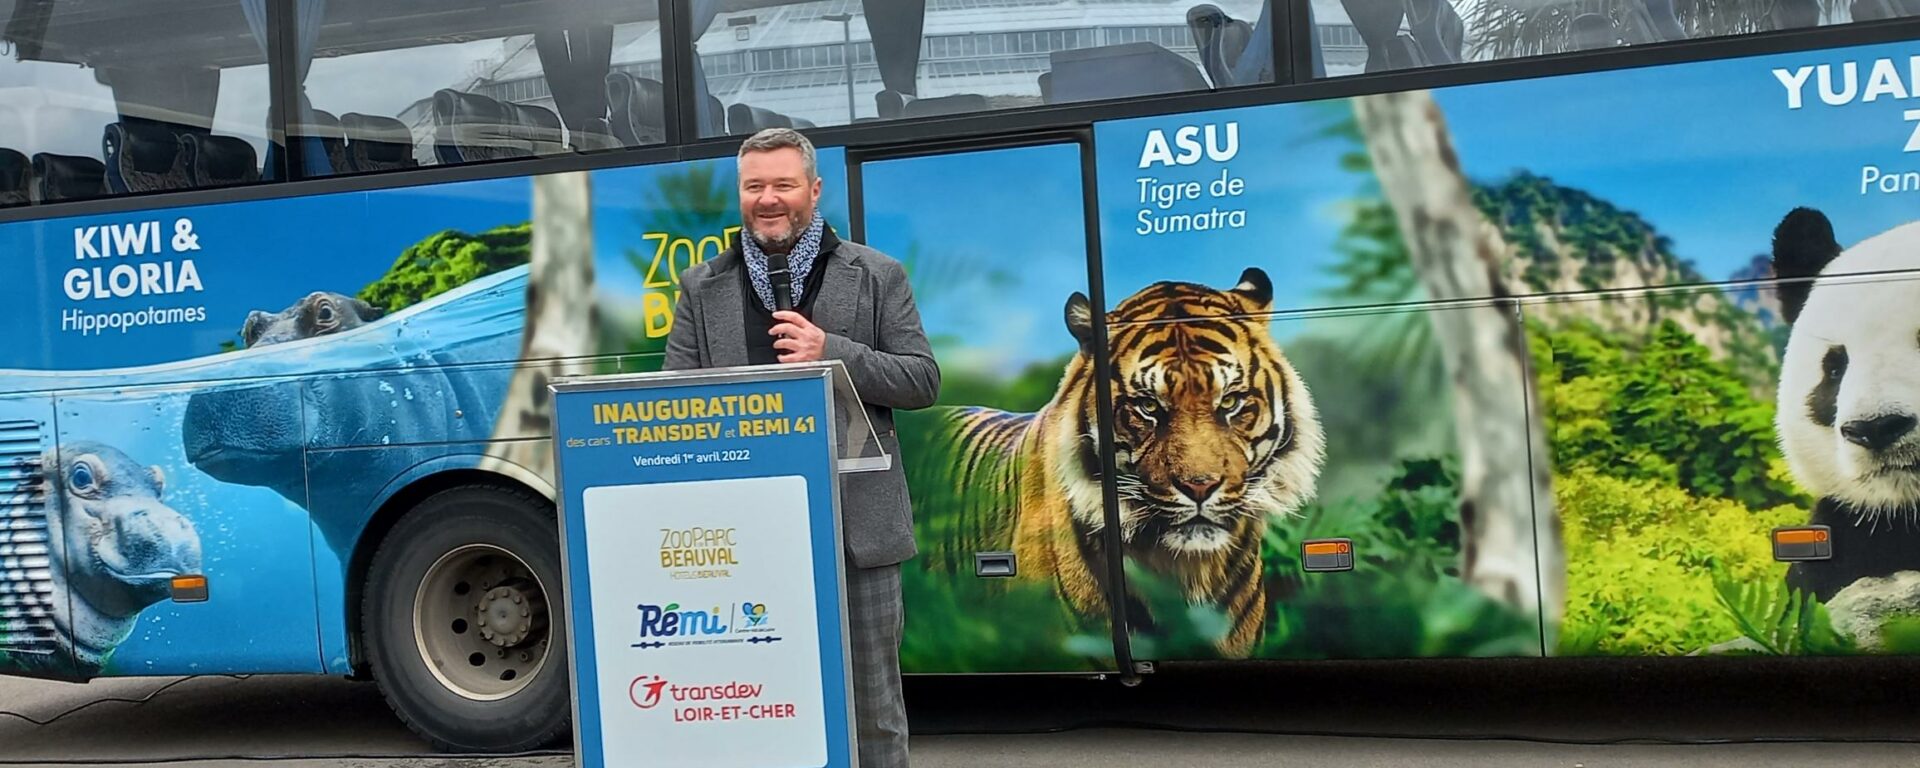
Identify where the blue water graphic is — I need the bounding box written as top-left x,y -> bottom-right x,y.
0,265 -> 530,395
6,267 -> 531,676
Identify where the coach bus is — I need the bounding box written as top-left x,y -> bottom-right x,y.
6,0 -> 1920,753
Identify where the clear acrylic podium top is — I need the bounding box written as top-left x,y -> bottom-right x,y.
802,358 -> 890,473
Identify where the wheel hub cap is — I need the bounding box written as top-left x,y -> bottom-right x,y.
412,544 -> 552,702
477,585 -> 536,647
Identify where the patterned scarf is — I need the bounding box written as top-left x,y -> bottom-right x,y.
742,211 -> 827,313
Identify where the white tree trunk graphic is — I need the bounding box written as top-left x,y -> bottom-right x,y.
1352,90 -> 1566,640
482,171 -> 600,483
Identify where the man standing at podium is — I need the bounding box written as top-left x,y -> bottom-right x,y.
663,127 -> 938,768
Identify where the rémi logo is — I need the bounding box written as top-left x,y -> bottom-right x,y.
635,602 -> 729,642
632,601 -> 780,649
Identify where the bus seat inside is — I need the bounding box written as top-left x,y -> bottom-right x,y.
1186,4 -> 1254,87
1404,0 -> 1463,65
728,103 -> 795,133
707,95 -> 727,136
1569,13 -> 1622,50
433,89 -> 534,164
902,94 -> 989,119
876,89 -> 907,119
1340,0 -> 1418,72
304,109 -> 351,178
341,113 -> 419,174
605,71 -> 667,147
1389,34 -> 1428,68
573,117 -> 623,152
181,133 -> 260,189
505,99 -> 567,156
1047,43 -> 1211,105
0,149 -> 30,208
103,121 -> 194,194
31,154 -> 107,203
265,108 -> 336,179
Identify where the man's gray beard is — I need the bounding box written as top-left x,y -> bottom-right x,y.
745,213 -> 803,254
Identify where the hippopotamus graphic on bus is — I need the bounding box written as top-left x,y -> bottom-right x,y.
241,291 -> 384,347
181,283 -> 513,556
0,442 -> 203,676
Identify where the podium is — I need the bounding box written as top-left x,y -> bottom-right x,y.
548,360 -> 888,768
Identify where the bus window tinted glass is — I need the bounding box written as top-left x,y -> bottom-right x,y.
297,0 -> 666,178
687,0 -> 1276,137
0,0 -> 278,206
1310,0 -> 1917,77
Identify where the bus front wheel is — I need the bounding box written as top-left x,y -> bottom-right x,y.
361,483 -> 570,753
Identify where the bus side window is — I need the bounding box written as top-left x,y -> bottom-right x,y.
1312,0 -> 1920,79
0,1 -> 278,201
294,1 -> 667,177
683,0 -> 1279,138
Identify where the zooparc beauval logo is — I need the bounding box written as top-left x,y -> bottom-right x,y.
631,601 -> 781,650
659,526 -> 739,580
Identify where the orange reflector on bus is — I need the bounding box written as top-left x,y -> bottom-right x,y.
1302,538 -> 1354,573
1771,526 -> 1832,562
171,575 -> 209,603
1303,541 -> 1350,556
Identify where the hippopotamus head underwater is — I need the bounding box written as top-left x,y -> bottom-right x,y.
185,289 -> 399,506
0,442 -> 203,675
182,288 -> 502,555
241,291 -> 384,347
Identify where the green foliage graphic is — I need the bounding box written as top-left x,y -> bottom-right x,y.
1243,456 -> 1542,660
1472,171 -> 1698,292
358,223 -> 532,313
1552,468 -> 1803,654
1710,564 -> 1854,656
1533,319 -> 1834,656
895,405 -> 1112,673
1533,318 -> 1807,511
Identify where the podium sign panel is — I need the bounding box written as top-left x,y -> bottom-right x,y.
551,362 -> 873,768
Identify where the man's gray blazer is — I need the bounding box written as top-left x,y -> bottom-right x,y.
661,236 -> 939,569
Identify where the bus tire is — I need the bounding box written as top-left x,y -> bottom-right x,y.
360,483 -> 570,753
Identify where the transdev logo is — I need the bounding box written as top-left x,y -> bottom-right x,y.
630,675 -> 670,709
629,674 -> 767,710
628,675 -> 802,723
632,601 -> 781,649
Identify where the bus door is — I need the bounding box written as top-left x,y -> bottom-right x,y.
1084,112 -> 1550,665
851,135 -> 1136,676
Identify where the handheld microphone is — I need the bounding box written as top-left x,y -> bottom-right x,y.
767,253 -> 793,313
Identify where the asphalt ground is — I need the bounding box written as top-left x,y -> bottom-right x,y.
4,655 -> 1920,766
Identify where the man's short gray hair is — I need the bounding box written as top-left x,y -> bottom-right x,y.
737,127 -> 817,181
